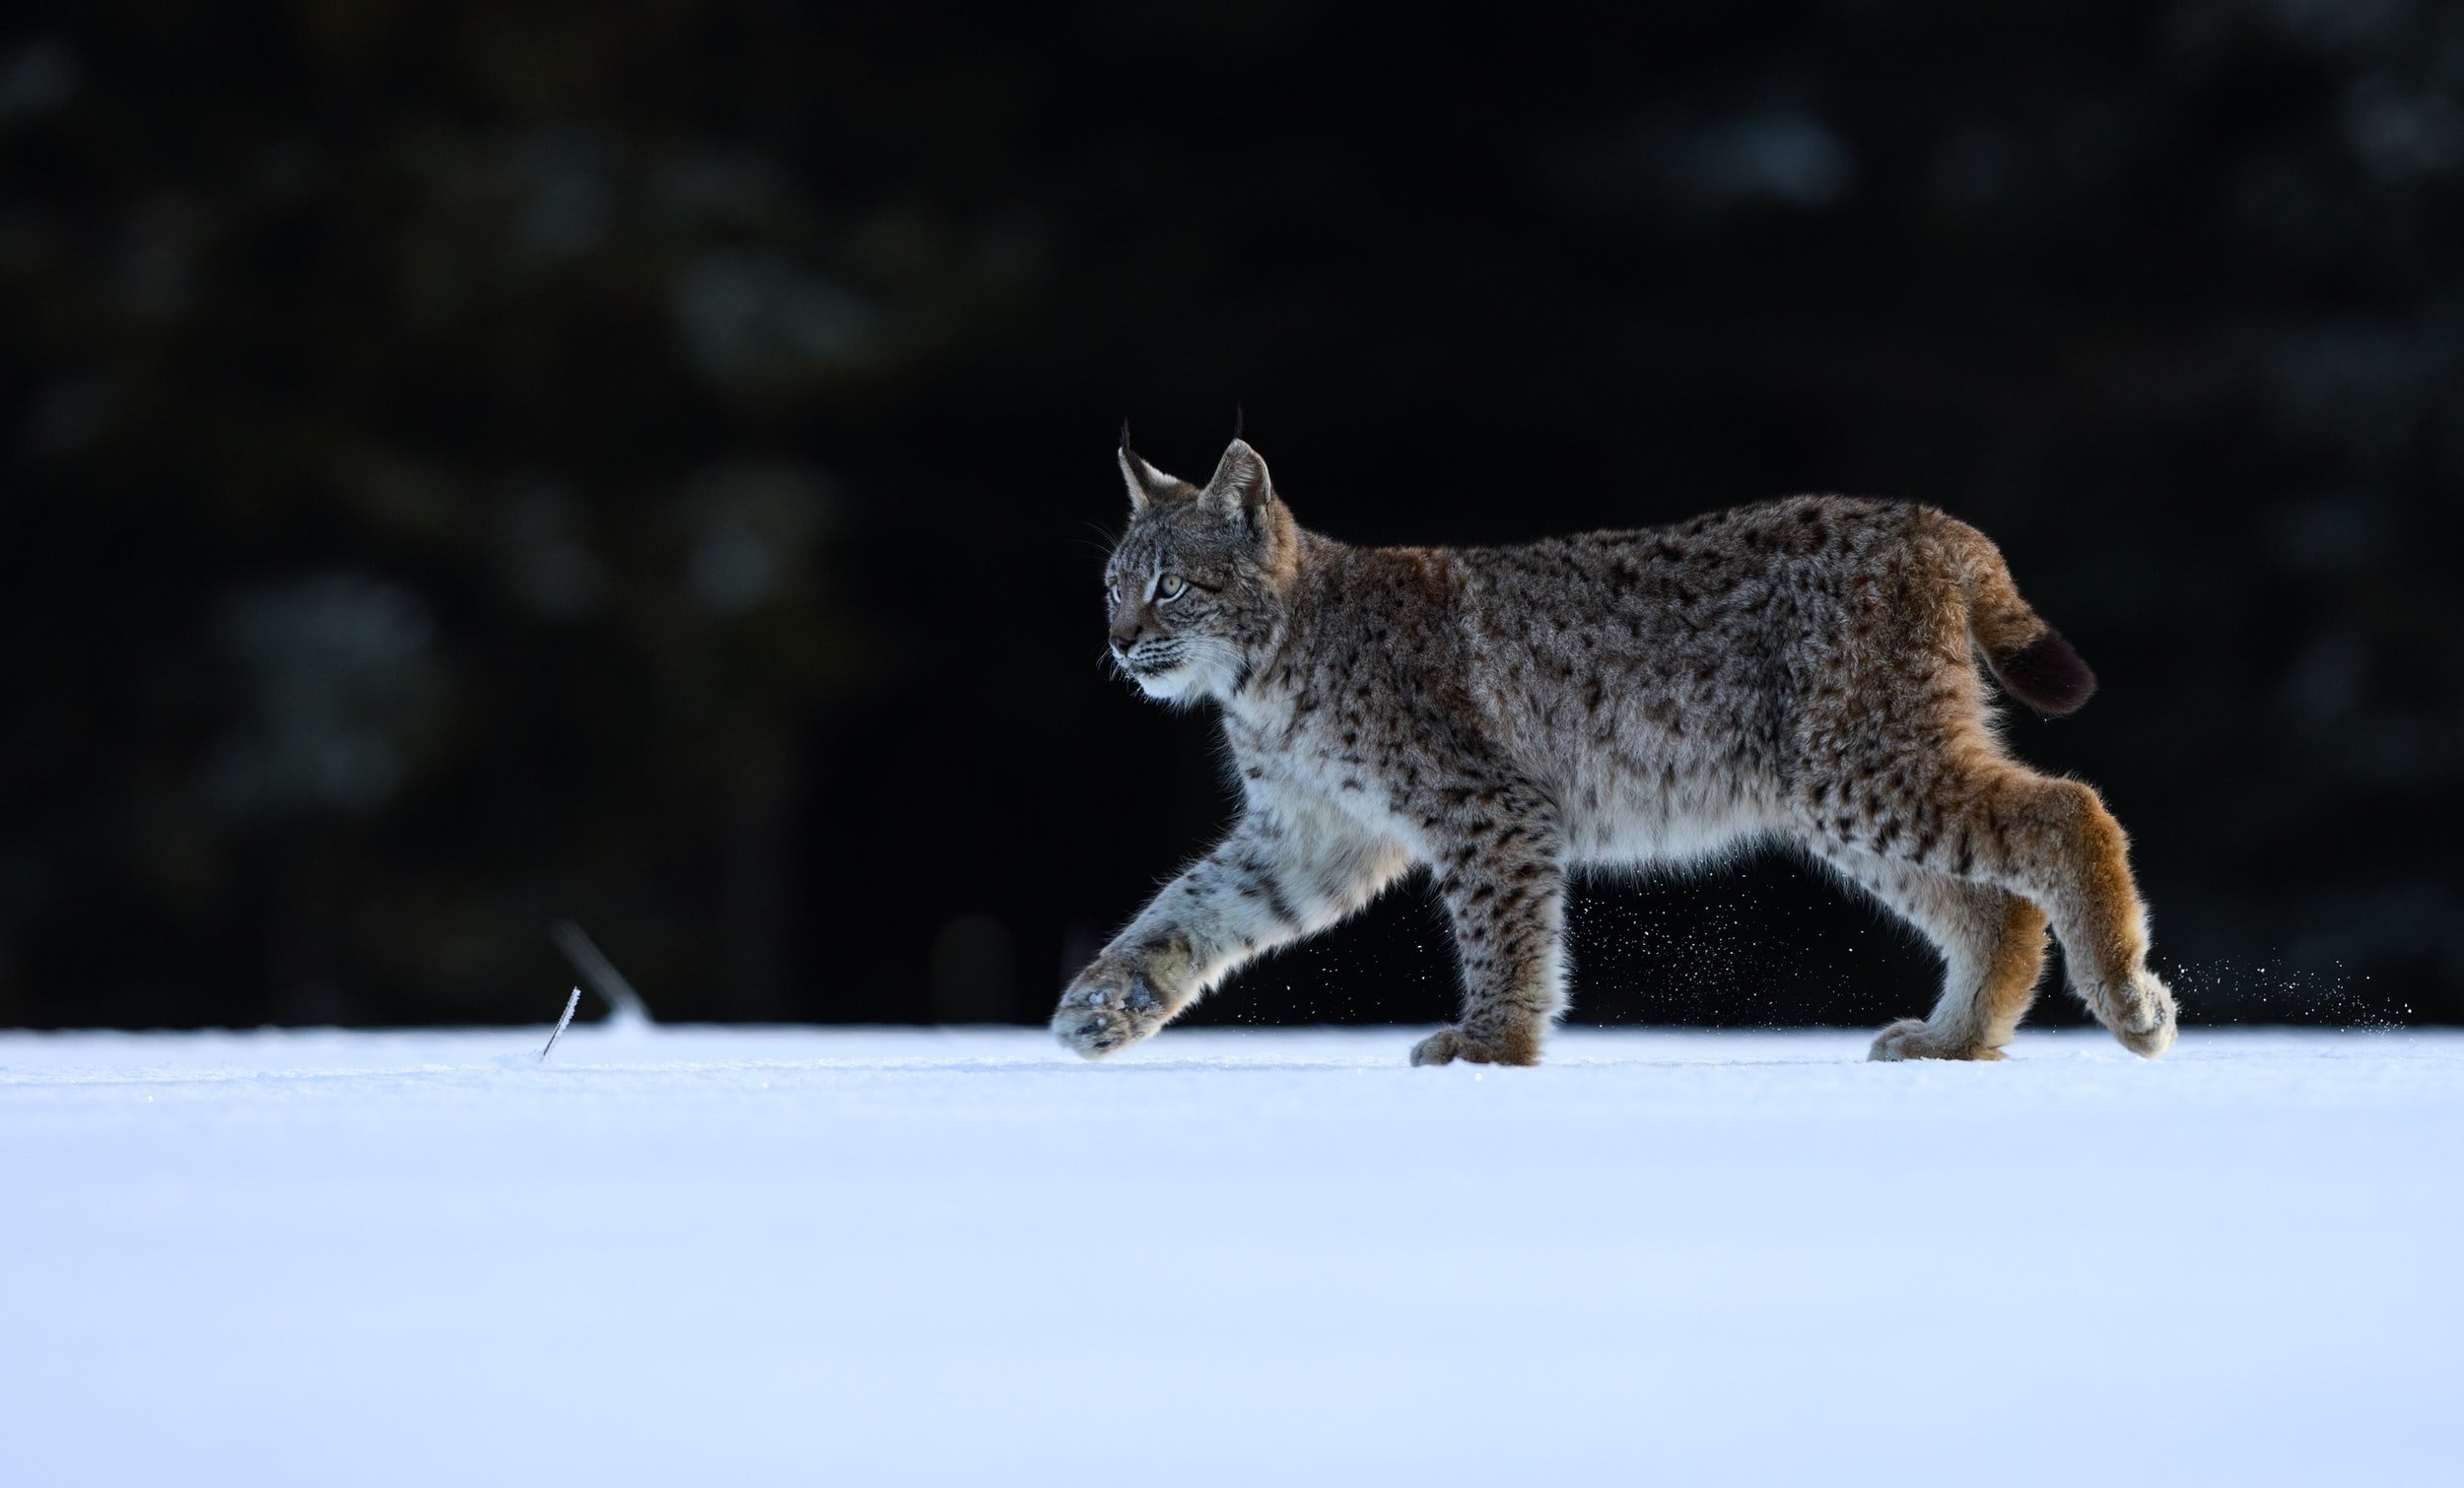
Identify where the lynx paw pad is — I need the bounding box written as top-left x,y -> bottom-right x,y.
1407,1026 -> 1540,1067
1052,976 -> 1167,1059
2110,970 -> 2178,1059
1868,1018 -> 2006,1062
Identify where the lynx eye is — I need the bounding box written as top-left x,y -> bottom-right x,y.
1155,574 -> 1188,602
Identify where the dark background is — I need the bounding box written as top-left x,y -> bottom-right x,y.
4,2 -> 2459,1031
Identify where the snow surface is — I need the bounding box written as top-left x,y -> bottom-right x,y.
4,1025 -> 2459,1487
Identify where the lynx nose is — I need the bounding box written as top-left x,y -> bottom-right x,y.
1109,621 -> 1142,657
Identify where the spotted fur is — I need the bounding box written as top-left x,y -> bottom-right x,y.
1055,436 -> 2177,1066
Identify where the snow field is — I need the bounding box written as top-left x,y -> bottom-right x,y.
3,1026 -> 2459,1486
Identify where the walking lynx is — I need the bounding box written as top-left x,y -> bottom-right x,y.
1054,432 -> 2177,1066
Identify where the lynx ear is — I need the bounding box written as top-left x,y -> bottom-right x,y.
1118,421 -> 1182,511
1198,439 -> 1273,524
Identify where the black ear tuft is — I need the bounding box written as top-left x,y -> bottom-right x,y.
1118,424 -> 1183,511
1232,403 -> 1244,440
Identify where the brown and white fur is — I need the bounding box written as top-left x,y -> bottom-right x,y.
1053,433 -> 2177,1066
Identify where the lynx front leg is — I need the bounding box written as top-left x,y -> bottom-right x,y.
1055,804 -> 1408,1059
1411,832 -> 1568,1068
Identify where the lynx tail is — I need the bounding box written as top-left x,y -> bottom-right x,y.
1940,515 -> 2098,717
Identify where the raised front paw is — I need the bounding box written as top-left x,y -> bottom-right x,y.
1407,1024 -> 1541,1068
1052,958 -> 1171,1060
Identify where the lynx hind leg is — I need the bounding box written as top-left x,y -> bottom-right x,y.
1802,759 -> 2175,1059
1977,770 -> 2177,1058
1818,845 -> 2048,1061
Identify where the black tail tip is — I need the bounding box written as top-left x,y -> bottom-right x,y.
1996,629 -> 2097,716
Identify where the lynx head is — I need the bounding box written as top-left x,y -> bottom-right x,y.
1104,427 -> 1300,705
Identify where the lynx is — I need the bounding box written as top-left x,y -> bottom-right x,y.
1053,431 -> 2177,1067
